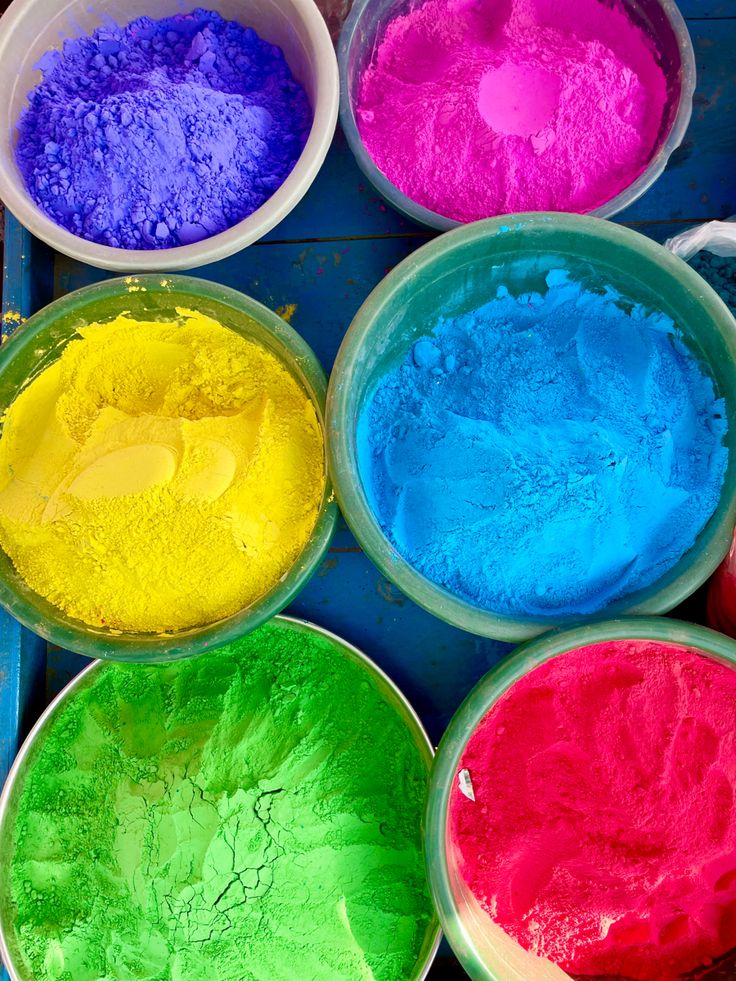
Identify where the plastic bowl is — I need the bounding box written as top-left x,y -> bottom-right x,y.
0,0 -> 338,272
338,0 -> 695,230
0,614 -> 441,981
326,213 -> 736,642
425,617 -> 736,981
0,275 -> 338,661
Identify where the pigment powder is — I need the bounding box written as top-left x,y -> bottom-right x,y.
449,639 -> 736,980
691,253 -> 736,315
357,270 -> 728,619
355,0 -> 668,220
0,620 -> 435,980
17,9 -> 311,248
0,310 -> 325,632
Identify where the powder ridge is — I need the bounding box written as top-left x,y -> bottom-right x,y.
449,640 -> 736,980
357,270 -> 728,619
691,253 -> 736,315
17,10 -> 311,248
1,620 -> 435,981
0,310 -> 325,633
356,0 -> 668,221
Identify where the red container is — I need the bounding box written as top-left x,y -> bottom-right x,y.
707,533 -> 736,636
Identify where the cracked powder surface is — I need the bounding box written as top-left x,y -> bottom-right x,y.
1,620 -> 434,980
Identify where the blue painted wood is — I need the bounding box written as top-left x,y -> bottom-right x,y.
290,524 -> 514,743
1,213 -> 31,338
0,613 -> 46,981
616,19 -> 736,224
54,236 -> 421,369
679,0 -> 736,17
0,611 -> 23,792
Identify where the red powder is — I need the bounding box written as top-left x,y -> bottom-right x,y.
449,640 -> 736,980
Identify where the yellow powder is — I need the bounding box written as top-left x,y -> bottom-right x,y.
0,309 -> 325,633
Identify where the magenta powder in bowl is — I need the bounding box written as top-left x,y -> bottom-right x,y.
353,0 -> 677,222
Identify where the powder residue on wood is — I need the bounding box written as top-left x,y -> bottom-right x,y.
0,310 -> 325,632
1,620 -> 434,980
449,639 -> 736,980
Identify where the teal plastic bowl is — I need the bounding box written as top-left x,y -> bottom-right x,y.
326,214 -> 736,642
425,617 -> 736,980
0,275 -> 338,661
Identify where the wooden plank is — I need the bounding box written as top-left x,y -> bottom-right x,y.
0,612 -> 46,783
619,19 -> 736,224
53,220 -> 707,368
680,0 -> 736,17
0,612 -> 23,788
1,211 -> 31,337
260,129 -> 420,243
55,235 -> 422,371
289,524 -> 513,742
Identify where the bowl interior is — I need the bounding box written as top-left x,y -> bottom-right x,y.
339,0 -> 692,227
0,615 -> 441,981
330,215 -> 736,641
0,0 -> 337,270
427,618 -> 736,981
0,276 -> 337,661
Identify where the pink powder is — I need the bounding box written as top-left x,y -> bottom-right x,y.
356,0 -> 669,221
449,640 -> 736,980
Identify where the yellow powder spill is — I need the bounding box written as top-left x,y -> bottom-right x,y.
0,309 -> 326,633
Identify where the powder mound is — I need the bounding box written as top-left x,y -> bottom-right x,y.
1,621 -> 435,981
691,253 -> 736,315
0,310 -> 325,632
356,0 -> 669,220
17,9 -> 311,248
449,640 -> 736,980
357,270 -> 728,618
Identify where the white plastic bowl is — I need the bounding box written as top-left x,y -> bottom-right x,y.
0,0 -> 338,271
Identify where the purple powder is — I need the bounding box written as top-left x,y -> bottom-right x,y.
16,9 -> 312,249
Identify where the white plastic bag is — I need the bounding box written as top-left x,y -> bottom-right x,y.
665,216 -> 736,261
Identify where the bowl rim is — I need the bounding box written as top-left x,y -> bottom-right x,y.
326,212 -> 736,642
0,613 -> 442,981
0,0 -> 339,272
424,616 -> 736,980
0,273 -> 339,660
337,0 -> 696,230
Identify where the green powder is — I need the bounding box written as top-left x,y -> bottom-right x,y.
0,620 -> 436,981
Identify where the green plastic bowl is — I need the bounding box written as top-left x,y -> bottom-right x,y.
0,615 -> 441,980
425,616 -> 736,981
0,276 -> 338,661
326,213 -> 736,642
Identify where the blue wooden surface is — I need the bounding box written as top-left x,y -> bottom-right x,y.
1,2 -> 736,977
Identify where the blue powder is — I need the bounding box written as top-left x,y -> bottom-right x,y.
16,9 -> 311,249
357,270 -> 729,619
